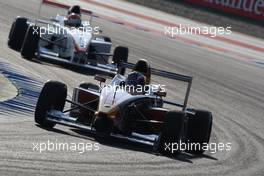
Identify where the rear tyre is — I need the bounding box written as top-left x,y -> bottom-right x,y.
21,25 -> 40,59
8,22 -> 15,40
113,46 -> 128,75
35,81 -> 67,128
186,110 -> 213,154
8,17 -> 28,51
153,111 -> 185,155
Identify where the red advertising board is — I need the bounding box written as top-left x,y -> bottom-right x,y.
185,0 -> 264,21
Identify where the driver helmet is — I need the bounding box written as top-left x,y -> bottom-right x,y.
66,13 -> 82,27
125,71 -> 146,94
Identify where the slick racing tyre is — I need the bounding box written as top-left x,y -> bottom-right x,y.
153,111 -> 185,156
113,46 -> 128,75
21,25 -> 40,59
8,17 -> 28,51
186,110 -> 213,154
35,81 -> 67,128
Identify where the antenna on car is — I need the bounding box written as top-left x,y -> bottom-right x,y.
112,85 -> 118,105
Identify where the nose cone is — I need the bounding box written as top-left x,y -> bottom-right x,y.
70,30 -> 92,51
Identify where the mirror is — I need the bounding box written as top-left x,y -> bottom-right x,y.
94,75 -> 106,83
154,91 -> 167,97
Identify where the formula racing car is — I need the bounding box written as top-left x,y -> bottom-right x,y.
8,4 -> 128,76
34,59 -> 213,155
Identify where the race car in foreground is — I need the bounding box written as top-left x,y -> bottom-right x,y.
7,4 -> 128,76
34,59 -> 213,156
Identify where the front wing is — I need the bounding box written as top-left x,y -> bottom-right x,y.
37,49 -> 118,76
47,110 -> 156,146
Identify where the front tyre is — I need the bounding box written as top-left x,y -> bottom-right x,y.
35,81 -> 67,128
93,114 -> 113,134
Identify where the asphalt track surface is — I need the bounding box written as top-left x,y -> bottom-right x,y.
0,0 -> 264,175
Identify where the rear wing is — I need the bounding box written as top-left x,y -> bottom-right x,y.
124,62 -> 193,111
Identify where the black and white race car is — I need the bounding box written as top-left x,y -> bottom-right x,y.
8,4 -> 128,76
